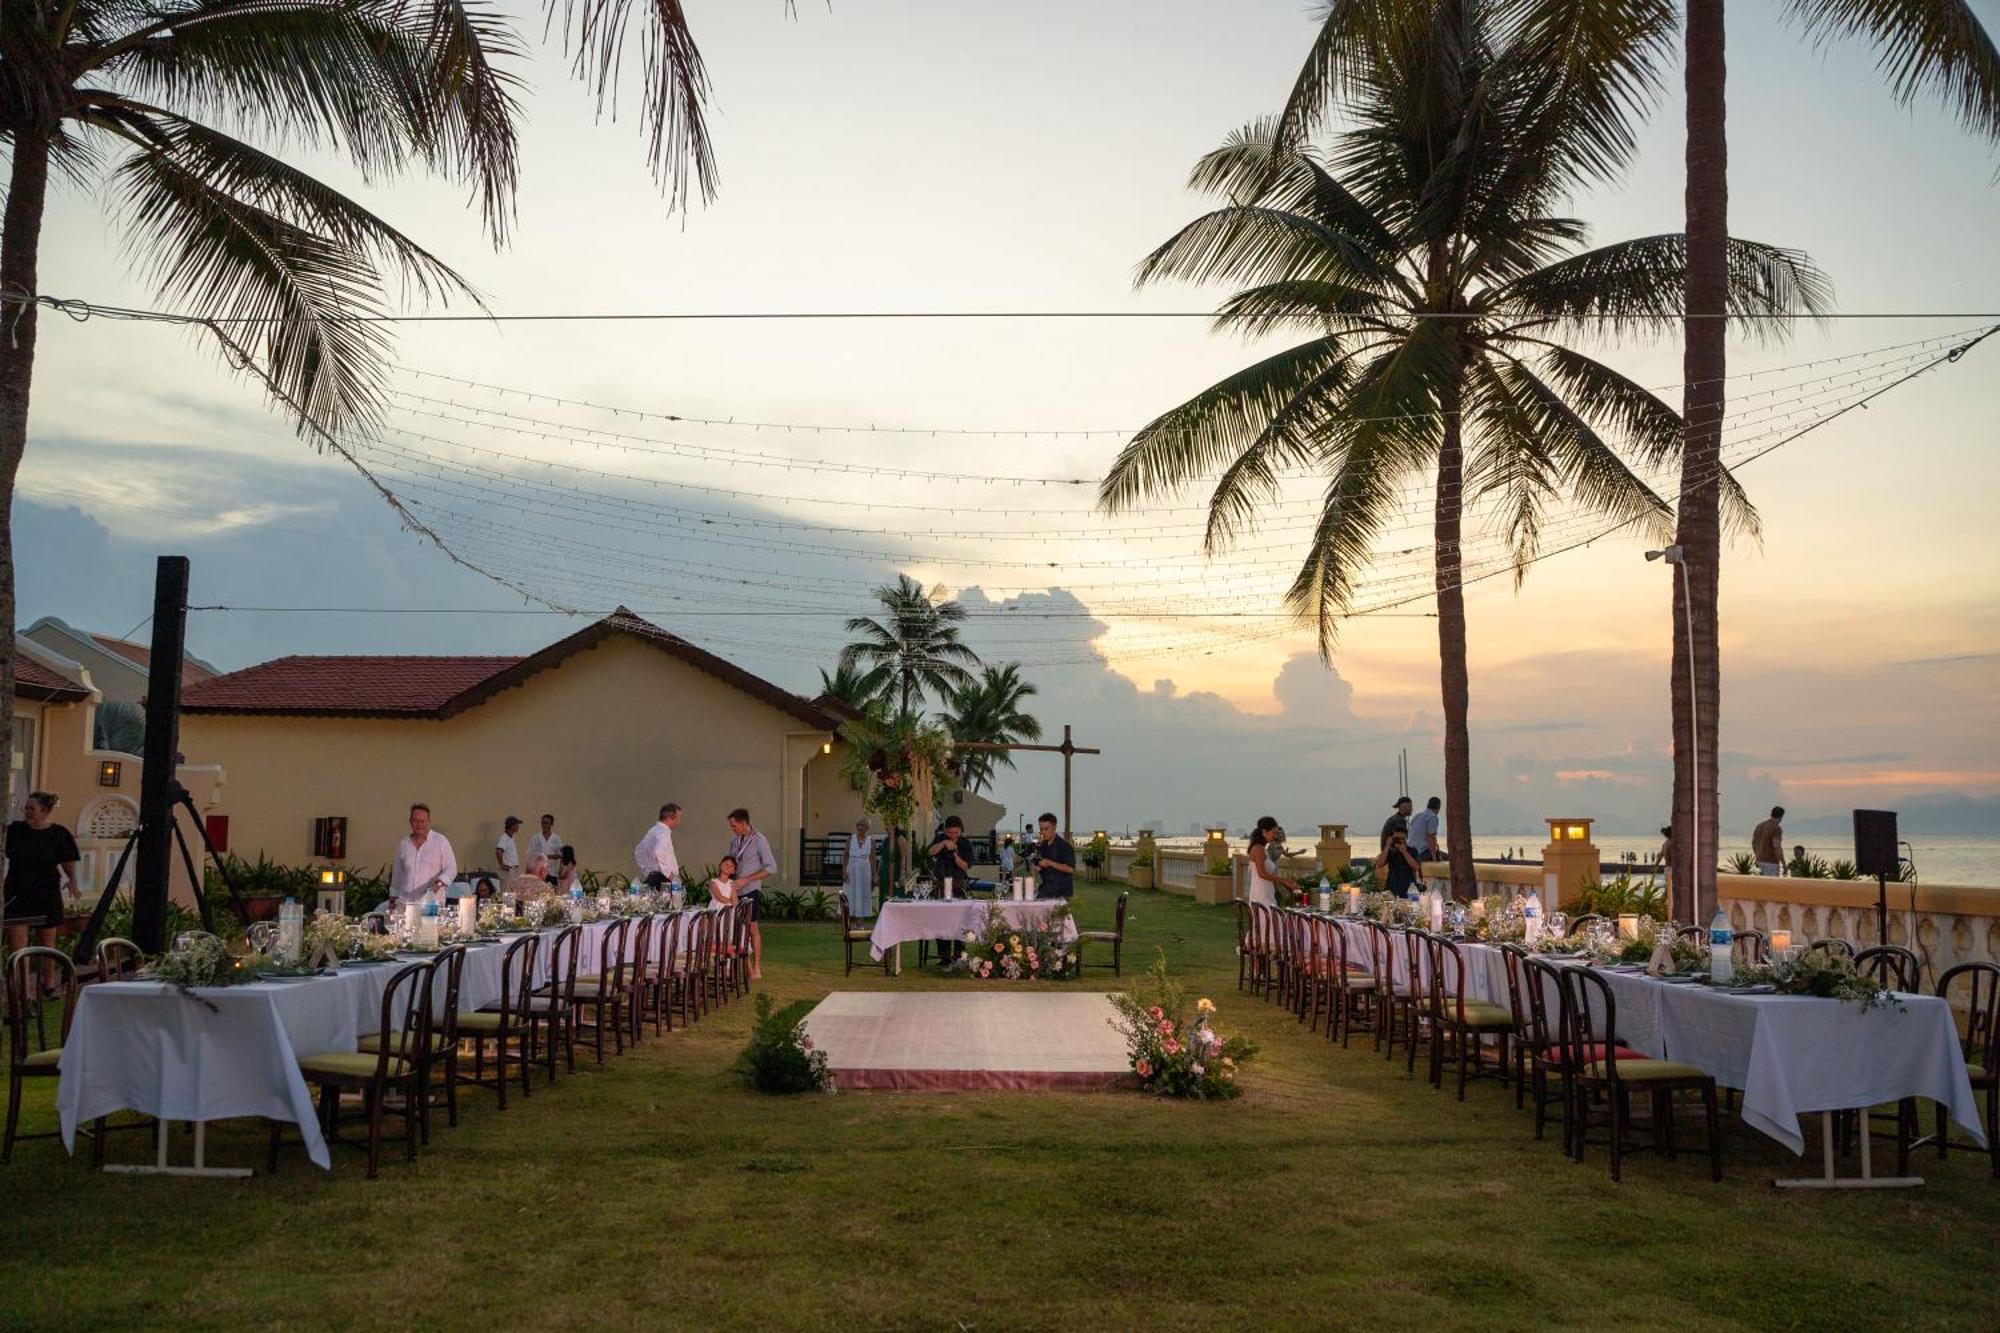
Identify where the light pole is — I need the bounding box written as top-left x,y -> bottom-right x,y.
1647,545 -> 1698,920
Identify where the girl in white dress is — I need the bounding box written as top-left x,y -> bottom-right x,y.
1246,816 -> 1298,906
843,819 -> 875,919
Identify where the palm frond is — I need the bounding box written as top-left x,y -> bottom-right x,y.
1489,0 -> 1678,186
1271,0 -> 1419,159
1784,0 -> 2000,148
1135,204 -> 1401,296
546,0 -> 716,208
1490,234 -> 1834,341
1516,341 -> 1682,469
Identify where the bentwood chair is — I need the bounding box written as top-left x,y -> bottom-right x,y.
838,895 -> 884,977
1399,929 -> 1438,1078
1854,945 -> 1921,992
620,915 -> 657,1047
1362,921 -> 1400,1055
1558,966 -> 1721,1183
361,943 -> 466,1142
1234,900 -> 1254,992
93,937 -> 145,984
651,912 -> 687,1028
1516,953 -> 1646,1154
1079,892 -> 1130,976
1426,935 -> 1515,1099
524,924 -> 583,1082
4,949 -> 109,1166
573,917 -> 633,1063
1326,919 -> 1378,1048
462,932 -> 540,1109
277,959 -> 430,1179
1805,937 -> 1856,961
1497,943 -> 1535,1108
1921,962 -> 1998,1177
1565,914 -> 1605,939
1730,928 -> 1769,966
669,910 -> 711,1026
1674,925 -> 1708,948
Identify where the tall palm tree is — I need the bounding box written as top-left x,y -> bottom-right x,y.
816,659 -> 891,716
944,664 -> 1043,792
1272,0 -> 1996,918
1102,4 -> 1825,899
0,0 -> 758,850
840,575 -> 983,723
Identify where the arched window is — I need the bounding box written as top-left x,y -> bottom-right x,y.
80,797 -> 140,841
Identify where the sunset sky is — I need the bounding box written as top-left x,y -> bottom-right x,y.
14,0 -> 1998,837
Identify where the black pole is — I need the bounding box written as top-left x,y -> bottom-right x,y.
1875,873 -> 1890,948
132,556 -> 190,953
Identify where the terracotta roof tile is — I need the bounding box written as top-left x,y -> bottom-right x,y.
182,655 -> 520,716
13,656 -> 91,702
91,634 -> 218,682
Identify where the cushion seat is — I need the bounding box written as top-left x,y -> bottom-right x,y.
844,930 -> 872,942
1078,930 -> 1121,943
1437,1000 -> 1514,1029
357,1031 -> 452,1057
22,1047 -> 62,1070
1341,975 -> 1379,991
299,1051 -> 411,1080
456,1010 -> 506,1032
571,982 -> 609,999
1542,1042 -> 1646,1068
1584,1058 -> 1710,1082
1964,1061 -> 1987,1083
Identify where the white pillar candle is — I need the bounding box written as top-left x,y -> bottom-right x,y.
459,898 -> 477,934
1618,913 -> 1640,940
1769,928 -> 1792,954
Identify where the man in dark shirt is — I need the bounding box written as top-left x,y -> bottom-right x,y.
928,816 -> 971,966
1031,813 -> 1076,899
1374,827 -> 1423,896
1380,796 -> 1413,850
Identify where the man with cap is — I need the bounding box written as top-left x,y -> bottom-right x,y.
1380,796 -> 1413,851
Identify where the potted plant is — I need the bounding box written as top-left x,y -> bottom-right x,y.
1193,856 -> 1234,906
1128,848 -> 1155,891
1083,833 -> 1109,883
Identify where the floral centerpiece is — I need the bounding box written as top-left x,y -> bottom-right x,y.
951,903 -> 1079,980
305,907 -> 357,961
1108,953 -> 1257,1099
148,933 -> 245,990
1720,947 -> 1901,1011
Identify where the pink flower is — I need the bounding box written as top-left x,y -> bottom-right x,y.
1164,1038 -> 1181,1056
1146,1006 -> 1163,1021
1135,1059 -> 1153,1078
1156,1019 -> 1174,1036
1191,1063 -> 1205,1077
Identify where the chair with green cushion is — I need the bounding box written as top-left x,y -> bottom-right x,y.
1398,928 -> 1438,1078
1326,918 -> 1377,1049
1234,899 -> 1253,993
621,915 -> 656,1047
4,948 -> 111,1166
637,913 -> 675,1038
572,917 -> 631,1064
1496,943 -> 1534,1108
652,912 -> 687,1028
1078,891 -> 1129,977
273,959 -> 429,1179
523,924 -> 583,1083
1557,966 -> 1721,1183
1425,934 -> 1515,1099
669,910 -> 711,1027
359,944 -> 465,1143
462,932 -> 539,1110
1918,961 -> 1997,1178
837,894 -> 885,978
1362,921 -> 1397,1054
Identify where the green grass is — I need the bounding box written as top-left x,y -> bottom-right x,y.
3,883 -> 1993,1331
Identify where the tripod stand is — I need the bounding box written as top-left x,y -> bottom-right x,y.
71,784 -> 250,962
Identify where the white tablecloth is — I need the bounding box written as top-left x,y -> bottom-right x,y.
869,899 -> 1077,961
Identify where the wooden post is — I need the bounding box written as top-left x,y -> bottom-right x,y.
133,556 -> 190,953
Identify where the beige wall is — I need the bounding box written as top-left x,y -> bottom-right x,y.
804,743 -> 866,836
180,633 -> 833,887
21,626 -> 148,708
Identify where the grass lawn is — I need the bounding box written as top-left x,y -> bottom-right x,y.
2,882 -> 1994,1331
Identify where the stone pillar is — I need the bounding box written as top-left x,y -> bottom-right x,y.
1202,825 -> 1230,868
1316,823 -> 1351,874
1136,829 -> 1157,858
1540,817 -> 1599,913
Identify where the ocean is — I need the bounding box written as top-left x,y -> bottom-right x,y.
1137,831 -> 1999,888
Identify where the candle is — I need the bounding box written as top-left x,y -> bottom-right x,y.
1347,884 -> 1361,915
1617,913 -> 1639,939
458,898 -> 477,934
1770,928 -> 1792,954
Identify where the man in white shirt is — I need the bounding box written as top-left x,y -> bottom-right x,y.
527,812 -> 562,865
391,803 -> 458,906
635,803 -> 681,887
495,816 -> 522,874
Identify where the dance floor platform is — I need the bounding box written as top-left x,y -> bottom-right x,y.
802,992 -> 1134,1092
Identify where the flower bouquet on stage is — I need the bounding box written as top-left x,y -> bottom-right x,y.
950,901 -> 1078,980
1109,953 -> 1256,1098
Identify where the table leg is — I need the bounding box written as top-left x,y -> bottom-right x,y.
891,943 -> 902,977
102,1119 -> 254,1178
1773,1111 -> 1923,1190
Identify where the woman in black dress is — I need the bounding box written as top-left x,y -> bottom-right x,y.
5,791 -> 80,997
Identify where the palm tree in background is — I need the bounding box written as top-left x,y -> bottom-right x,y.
840,575 -> 983,724
816,660 -> 891,717
1271,0 -> 1997,917
0,0 -> 774,827
1102,3 -> 1826,898
944,664 -> 1043,793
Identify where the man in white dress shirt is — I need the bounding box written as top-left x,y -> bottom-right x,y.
495,816 -> 522,874
527,812 -> 562,866
635,803 -> 682,888
391,804 -> 458,906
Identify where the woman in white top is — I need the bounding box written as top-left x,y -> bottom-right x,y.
706,854 -> 756,979
843,819 -> 874,919
1246,816 -> 1297,907
555,847 -> 584,896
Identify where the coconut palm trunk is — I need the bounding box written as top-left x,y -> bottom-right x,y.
1435,337 -> 1476,900
1675,0 -> 1729,922
0,126 -> 52,823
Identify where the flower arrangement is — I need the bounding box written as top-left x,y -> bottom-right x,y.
1723,948 -> 1901,1011
305,908 -> 357,960
734,995 -> 834,1094
149,933 -> 254,995
1108,953 -> 1257,1099
951,903 -> 1079,980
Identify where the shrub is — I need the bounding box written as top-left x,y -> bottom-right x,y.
1727,852 -> 1758,875
1569,875 -> 1667,922
1203,857 -> 1234,878
734,995 -> 833,1094
763,889 -> 805,921
1128,849 -> 1154,869
801,889 -> 836,921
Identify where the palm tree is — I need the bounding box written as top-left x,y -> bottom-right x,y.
1102,4 -> 1826,899
0,0 -> 757,851
839,575 -> 983,723
1269,0 -> 1997,920
944,664 -> 1043,792
816,659 -> 891,716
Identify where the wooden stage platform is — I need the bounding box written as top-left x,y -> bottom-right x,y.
801,992 -> 1134,1092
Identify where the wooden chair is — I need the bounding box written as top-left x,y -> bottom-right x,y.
93,937 -> 145,983
1674,925 -> 1707,948
1079,892 -> 1129,975
1731,928 -> 1768,966
461,932 -> 540,1109
1920,961 -> 1997,1177
573,917 -> 633,1063
838,894 -> 884,977
1425,934 -> 1514,1100
1234,899 -> 1254,992
1397,929 -> 1436,1077
1326,919 -> 1378,1048
655,912 -> 696,1029
360,943 -> 465,1142
1854,945 -> 1920,992
616,915 -> 656,1047
1558,966 -> 1721,1182
1362,921 -> 1399,1055
275,959 -> 430,1179
1805,937 -> 1855,961
671,910 -> 712,1026
524,924 -> 583,1082
4,948 -> 108,1165
1496,943 -> 1534,1108
1565,914 -> 1604,939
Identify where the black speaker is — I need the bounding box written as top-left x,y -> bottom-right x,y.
1853,809 -> 1899,878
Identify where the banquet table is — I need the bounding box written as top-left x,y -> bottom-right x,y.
869,898 -> 1077,967
1319,915 -> 1986,1161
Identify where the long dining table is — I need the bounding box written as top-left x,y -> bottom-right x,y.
1322,915 -> 1987,1163
55,911 -> 715,1174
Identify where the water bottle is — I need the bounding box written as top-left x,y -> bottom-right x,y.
1709,907 -> 1734,983
1524,890 -> 1543,943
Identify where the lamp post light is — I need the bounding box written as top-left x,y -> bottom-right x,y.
1647,545 -> 1699,919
